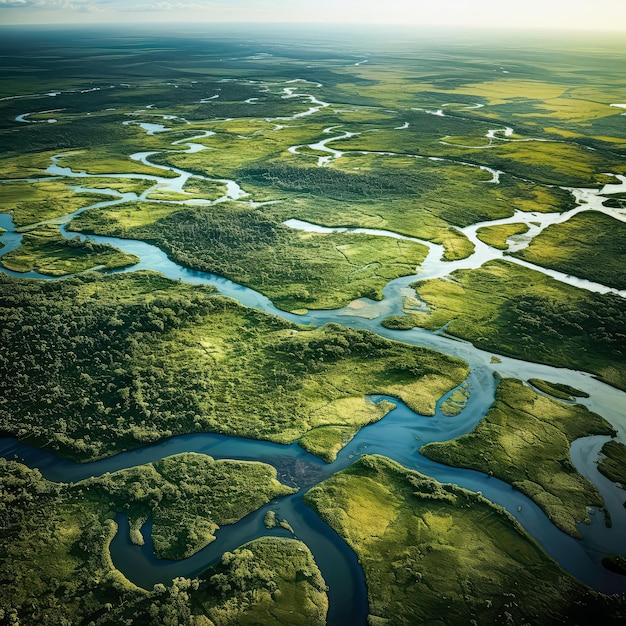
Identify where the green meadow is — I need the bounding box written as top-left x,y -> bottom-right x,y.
0,225 -> 138,276
512,212 -> 626,290
421,379 -> 615,537
384,260 -> 626,390
305,455 -> 620,625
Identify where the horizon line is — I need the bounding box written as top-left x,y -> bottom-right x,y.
1,21 -> 626,35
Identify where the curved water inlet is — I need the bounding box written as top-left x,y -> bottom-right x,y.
123,120 -> 171,135
15,108 -> 63,124
109,496 -> 369,626
288,127 -> 361,167
3,388 -> 626,596
269,86 -> 331,121
571,436 -> 626,557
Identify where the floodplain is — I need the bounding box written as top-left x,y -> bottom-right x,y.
1,25 -> 626,626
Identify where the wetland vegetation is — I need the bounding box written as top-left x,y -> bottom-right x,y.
0,225 -> 139,275
85,452 -> 295,559
598,441 -> 626,489
421,379 -> 615,537
476,222 -> 529,250
0,458 -> 325,626
0,271 -> 467,461
1,25 -> 626,626
512,212 -> 626,290
70,201 -> 430,311
305,455 -> 625,625
385,260 -> 626,390
527,378 -> 590,401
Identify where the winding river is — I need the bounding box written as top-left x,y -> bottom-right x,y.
2,83 -> 626,623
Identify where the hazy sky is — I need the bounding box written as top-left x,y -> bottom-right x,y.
1,0 -> 626,31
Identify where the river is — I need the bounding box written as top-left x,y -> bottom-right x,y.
1,83 -> 626,623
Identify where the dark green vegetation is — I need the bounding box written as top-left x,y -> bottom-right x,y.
0,271 -> 467,461
199,538 -> 328,625
305,455 -> 625,625
603,555 -> 626,577
528,378 -> 590,401
0,459 -> 326,625
604,194 -> 626,209
86,453 -> 295,559
598,440 -> 626,488
154,140 -> 575,262
0,226 -> 138,276
70,201 -> 430,311
513,212 -> 626,290
421,379 -> 615,537
392,260 -> 626,390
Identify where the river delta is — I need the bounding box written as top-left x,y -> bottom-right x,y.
1,26 -> 626,625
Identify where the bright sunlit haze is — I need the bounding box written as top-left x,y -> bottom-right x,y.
1,0 -> 626,31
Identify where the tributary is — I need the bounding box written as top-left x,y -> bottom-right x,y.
2,87 -> 626,623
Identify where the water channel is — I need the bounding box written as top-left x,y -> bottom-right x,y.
1,85 -> 626,623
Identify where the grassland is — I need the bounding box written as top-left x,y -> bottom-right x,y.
0,178 -> 111,227
421,379 -> 615,537
0,271 -> 468,461
70,201 -> 430,311
259,194 -> 475,262
55,146 -> 179,179
334,122 -> 623,187
512,212 -> 626,290
304,454 -> 619,625
250,151 -> 576,227
298,399 -> 396,462
85,453 -> 295,559
476,222 -> 529,250
440,383 -> 471,417
384,260 -> 626,390
0,226 -> 138,275
151,121 -> 331,179
0,459 -> 326,625
181,178 -> 229,199
528,378 -> 589,401
598,440 -> 626,488
0,151 -> 69,179
66,176 -> 154,196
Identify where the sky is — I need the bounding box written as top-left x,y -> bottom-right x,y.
1,0 -> 626,31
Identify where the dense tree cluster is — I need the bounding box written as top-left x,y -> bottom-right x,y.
0,273 -> 219,459
85,453 -> 293,559
240,161 -> 437,200
506,293 -> 626,358
0,459 -> 322,625
72,201 -> 427,311
274,322 -> 388,368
